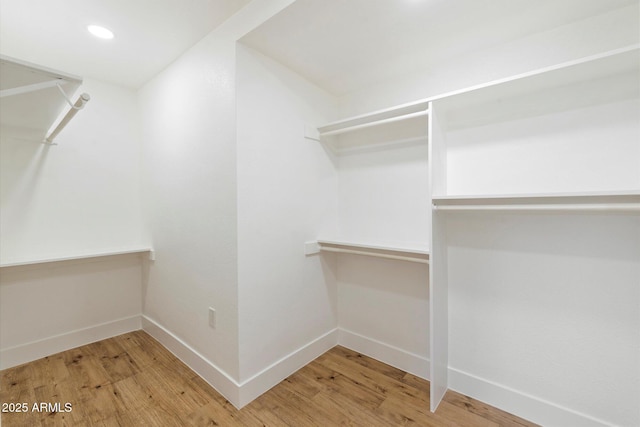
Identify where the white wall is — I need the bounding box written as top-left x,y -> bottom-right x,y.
0,77 -> 145,368
446,213 -> 640,427
137,1 -> 297,401
443,84 -> 640,196
0,78 -> 145,264
0,255 -> 143,369
337,141 -> 430,246
235,45 -> 338,384
336,255 -> 429,377
333,124 -> 431,377
138,21 -> 241,383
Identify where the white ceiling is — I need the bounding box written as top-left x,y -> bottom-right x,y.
241,0 -> 638,95
0,0 -> 250,89
0,0 -> 636,93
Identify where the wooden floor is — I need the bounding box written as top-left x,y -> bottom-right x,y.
1,331 -> 538,426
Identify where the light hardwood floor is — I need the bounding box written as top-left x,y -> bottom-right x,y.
1,331 -> 538,426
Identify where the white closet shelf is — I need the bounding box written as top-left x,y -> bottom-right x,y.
0,55 -> 89,143
315,44 -> 638,140
434,44 -> 639,116
432,191 -> 640,211
0,247 -> 154,268
317,101 -> 430,137
306,239 -> 429,264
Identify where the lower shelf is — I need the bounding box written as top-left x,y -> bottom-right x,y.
305,239 -> 429,264
0,247 -> 154,268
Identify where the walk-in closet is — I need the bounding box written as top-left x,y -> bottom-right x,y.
1,1 -> 638,426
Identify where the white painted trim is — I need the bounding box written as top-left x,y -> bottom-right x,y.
141,315 -> 242,406
448,367 -> 615,427
237,328 -> 338,407
143,315 -> 338,408
338,328 -> 429,380
0,315 -> 141,370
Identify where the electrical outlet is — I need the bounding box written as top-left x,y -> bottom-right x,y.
208,307 -> 216,329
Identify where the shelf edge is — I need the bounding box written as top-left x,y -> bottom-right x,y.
0,247 -> 154,268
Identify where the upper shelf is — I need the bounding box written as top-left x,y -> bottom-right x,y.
432,190 -> 640,211
317,101 -> 430,138
0,55 -> 86,141
433,45 -> 639,130
314,44 -> 639,138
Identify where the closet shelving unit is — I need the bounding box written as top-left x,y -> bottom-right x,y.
309,43 -> 639,414
0,56 -> 149,269
0,54 -> 90,144
428,43 -> 640,412
309,99 -> 431,263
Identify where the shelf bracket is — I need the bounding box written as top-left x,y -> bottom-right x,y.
304,241 -> 321,255
304,124 -> 320,141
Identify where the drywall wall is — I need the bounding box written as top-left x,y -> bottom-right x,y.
0,78 -> 145,264
137,19 -> 242,384
235,44 -> 338,386
0,254 -> 143,369
137,1 -> 297,402
336,255 -> 429,378
446,213 -> 640,427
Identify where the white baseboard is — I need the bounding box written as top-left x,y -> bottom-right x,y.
142,315 -> 338,409
337,328 -> 429,380
5,315 -> 609,426
0,315 -> 141,370
237,328 -> 338,407
141,315 -> 241,406
448,367 -> 614,427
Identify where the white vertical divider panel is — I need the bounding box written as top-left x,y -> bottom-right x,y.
428,101 -> 449,411
430,102 -> 447,197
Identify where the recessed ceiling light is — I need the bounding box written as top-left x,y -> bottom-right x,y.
87,25 -> 114,40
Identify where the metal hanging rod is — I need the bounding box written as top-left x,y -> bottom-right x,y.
44,92 -> 90,144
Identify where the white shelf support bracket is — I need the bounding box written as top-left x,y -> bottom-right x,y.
304,124 -> 320,141
304,241 -> 321,255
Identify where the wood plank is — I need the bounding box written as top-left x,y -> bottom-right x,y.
0,332 -> 540,426
444,390 -> 539,427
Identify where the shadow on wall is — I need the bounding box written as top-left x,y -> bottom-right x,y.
0,129 -> 51,255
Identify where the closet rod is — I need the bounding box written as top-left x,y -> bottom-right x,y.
319,246 -> 429,264
319,109 -> 429,137
44,93 -> 90,144
434,204 -> 640,212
